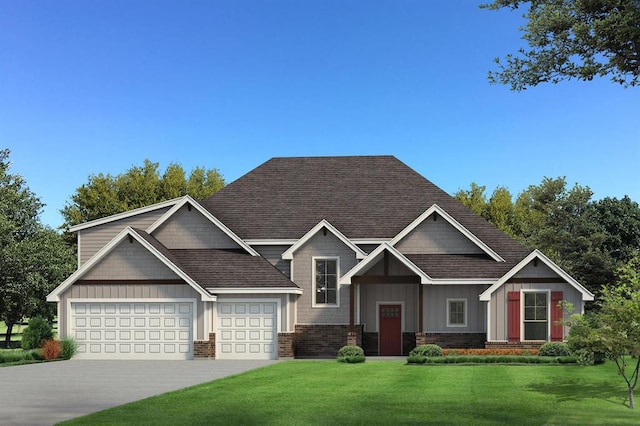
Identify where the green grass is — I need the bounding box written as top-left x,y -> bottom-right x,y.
61,361 -> 639,425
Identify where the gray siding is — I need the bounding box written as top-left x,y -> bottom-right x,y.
59,283 -> 204,340
423,285 -> 488,333
253,245 -> 291,278
292,232 -> 358,324
395,216 -> 484,254
360,283 -> 418,332
78,208 -> 171,266
215,294 -> 290,332
490,282 -> 583,341
82,240 -> 179,281
153,205 -> 241,250
513,261 -> 559,278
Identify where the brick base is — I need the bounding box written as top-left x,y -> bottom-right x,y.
484,341 -> 545,350
294,325 -> 363,357
278,333 -> 295,358
361,332 -> 415,356
194,333 -> 216,358
415,333 -> 486,349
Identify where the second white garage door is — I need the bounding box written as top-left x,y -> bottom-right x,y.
216,301 -> 278,360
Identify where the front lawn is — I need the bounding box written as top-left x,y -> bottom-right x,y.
61,360 -> 639,425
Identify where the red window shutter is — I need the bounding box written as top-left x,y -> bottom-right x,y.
551,291 -> 564,341
507,291 -> 520,342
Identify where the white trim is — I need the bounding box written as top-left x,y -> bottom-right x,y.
312,256 -> 341,308
431,278 -> 497,285
244,239 -> 298,246
145,196 -> 259,256
68,197 -> 183,232
486,300 -> 491,341
520,289 -> 551,342
389,204 -> 505,263
356,283 -> 361,325
205,287 -> 303,295
375,301 -> 405,333
281,220 -> 366,260
339,243 -> 432,285
446,298 -> 467,328
479,250 -> 594,301
47,227 -> 216,302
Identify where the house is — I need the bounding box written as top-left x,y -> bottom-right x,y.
47,156 -> 594,360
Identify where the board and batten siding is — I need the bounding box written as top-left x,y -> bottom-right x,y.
360,283 -> 418,332
81,240 -> 179,281
253,245 -> 291,278
215,294 -> 292,332
152,205 -> 241,250
423,285 -> 488,332
489,282 -> 582,341
293,232 -> 358,325
395,216 -> 484,254
78,207 -> 171,266
58,283 -> 205,340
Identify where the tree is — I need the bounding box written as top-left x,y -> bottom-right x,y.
0,149 -> 75,347
61,160 -> 225,230
594,256 -> 640,408
482,0 -> 640,90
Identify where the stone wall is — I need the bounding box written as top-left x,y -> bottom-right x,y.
194,333 -> 215,358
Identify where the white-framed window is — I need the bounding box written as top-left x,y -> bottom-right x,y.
523,291 -> 548,341
446,298 -> 467,327
313,257 -> 339,307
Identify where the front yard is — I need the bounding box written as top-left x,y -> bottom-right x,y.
61,360 -> 639,425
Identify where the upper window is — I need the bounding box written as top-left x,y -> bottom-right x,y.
523,292 -> 548,340
314,258 -> 338,306
446,298 -> 467,327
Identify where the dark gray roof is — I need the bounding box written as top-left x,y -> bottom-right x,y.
406,254 -> 515,279
133,229 -> 297,290
203,156 -> 531,267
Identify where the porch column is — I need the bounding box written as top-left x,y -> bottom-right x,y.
418,284 -> 423,332
349,283 -> 355,331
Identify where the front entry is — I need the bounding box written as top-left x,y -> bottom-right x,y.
379,304 -> 402,356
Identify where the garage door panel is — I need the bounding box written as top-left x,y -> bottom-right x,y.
70,301 -> 194,360
216,301 -> 277,360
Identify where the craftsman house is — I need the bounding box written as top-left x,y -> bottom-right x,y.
47,156 -> 593,359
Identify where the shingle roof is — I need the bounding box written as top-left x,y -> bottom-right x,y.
202,156 -> 531,266
406,254 -> 514,279
134,229 -> 298,290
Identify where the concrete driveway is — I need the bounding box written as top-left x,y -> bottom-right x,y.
0,359 -> 279,426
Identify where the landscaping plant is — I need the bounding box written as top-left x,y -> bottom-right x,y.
42,339 -> 62,360
21,317 -> 53,350
337,345 -> 365,363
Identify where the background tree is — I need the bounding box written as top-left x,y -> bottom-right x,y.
482,0 -> 640,90
61,160 -> 225,231
0,149 -> 75,347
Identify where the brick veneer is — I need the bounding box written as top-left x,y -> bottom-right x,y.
278,333 -> 295,358
362,332 -> 415,356
294,325 -> 363,357
194,332 -> 216,358
416,332 -> 486,349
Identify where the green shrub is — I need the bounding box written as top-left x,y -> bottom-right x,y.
0,349 -> 41,364
21,317 -> 53,350
538,342 -> 571,357
409,344 -> 443,357
573,348 -> 595,366
337,345 -> 365,363
61,337 -> 77,360
406,355 -> 576,365
406,355 -> 428,364
567,313 -> 607,364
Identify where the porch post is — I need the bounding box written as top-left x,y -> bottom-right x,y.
349,283 -> 355,331
418,284 -> 423,333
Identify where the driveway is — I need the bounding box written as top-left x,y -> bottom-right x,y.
0,359 -> 279,426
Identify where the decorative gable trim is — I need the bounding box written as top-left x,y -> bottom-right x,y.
46,227 -> 216,302
479,250 -> 594,301
68,197 -> 183,232
281,219 -> 367,260
389,204 -> 505,263
146,195 -> 259,256
339,243 -> 432,285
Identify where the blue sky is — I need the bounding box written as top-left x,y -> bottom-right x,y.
2,1 -> 638,229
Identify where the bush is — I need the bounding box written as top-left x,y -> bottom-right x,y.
538,342 -> 571,357
21,317 -> 53,350
337,345 -> 365,363
60,337 -> 77,360
410,344 -> 443,357
42,340 -> 62,360
442,348 -> 539,356
0,349 -> 42,364
567,312 -> 607,364
407,355 -> 576,365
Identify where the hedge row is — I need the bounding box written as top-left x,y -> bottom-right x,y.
407,355 -> 576,364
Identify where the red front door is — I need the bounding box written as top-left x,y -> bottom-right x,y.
379,304 -> 402,356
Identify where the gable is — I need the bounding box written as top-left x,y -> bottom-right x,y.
81,238 -> 180,281
511,259 -> 560,279
394,213 -> 484,255
152,204 -> 242,250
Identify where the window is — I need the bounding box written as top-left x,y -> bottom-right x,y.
314,258 -> 338,306
446,299 -> 467,327
523,292 -> 548,340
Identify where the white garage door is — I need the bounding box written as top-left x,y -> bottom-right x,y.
70,301 -> 195,360
216,302 -> 278,360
